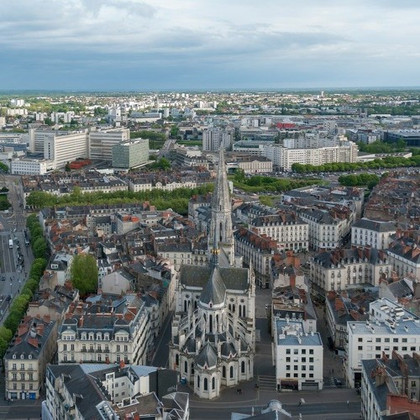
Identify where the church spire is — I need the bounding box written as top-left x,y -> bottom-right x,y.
208,148 -> 233,263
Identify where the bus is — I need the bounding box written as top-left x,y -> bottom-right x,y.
8,239 -> 13,249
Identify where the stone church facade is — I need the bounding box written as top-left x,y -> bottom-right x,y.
169,149 -> 256,399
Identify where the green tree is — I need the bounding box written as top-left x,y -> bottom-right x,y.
32,237 -> 47,259
0,162 -> 9,173
71,254 -> 98,296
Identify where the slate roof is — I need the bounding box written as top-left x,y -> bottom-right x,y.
200,266 -> 226,305
195,342 -> 218,369
353,218 -> 397,232
179,264 -> 249,291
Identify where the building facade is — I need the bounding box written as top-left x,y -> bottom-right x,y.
89,128 -> 130,161
112,138 -> 149,169
57,294 -> 151,365
169,149 -> 255,400
4,317 -> 57,400
274,320 -> 323,391
351,218 -> 397,249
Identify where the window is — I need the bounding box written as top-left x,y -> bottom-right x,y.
212,377 -> 215,390
286,349 -> 291,355
197,376 -> 200,388
230,366 -> 234,379
309,357 -> 314,363
376,338 -> 381,343
358,346 -> 363,350
241,361 -> 245,374
293,373 -> 298,378
309,349 -> 314,355
286,373 -> 290,378
358,338 -> 363,342
222,366 -> 226,378
309,374 -> 314,378
309,366 -> 314,371
301,349 -> 306,354
286,357 -> 291,362
184,361 -> 188,373
402,338 -> 407,343
302,366 -> 306,371
204,378 -> 208,391
286,365 -> 290,371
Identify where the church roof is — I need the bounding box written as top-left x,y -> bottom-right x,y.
200,266 -> 226,305
195,342 -> 218,369
179,265 -> 249,291
220,341 -> 237,358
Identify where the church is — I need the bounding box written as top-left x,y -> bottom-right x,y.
169,149 -> 256,399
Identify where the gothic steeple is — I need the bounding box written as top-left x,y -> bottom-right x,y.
208,148 -> 234,264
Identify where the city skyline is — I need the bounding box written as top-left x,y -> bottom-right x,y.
1,0 -> 420,90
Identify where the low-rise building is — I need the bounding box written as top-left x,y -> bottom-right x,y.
273,319 -> 323,391
387,235 -> 420,280
234,228 -> 278,289
311,247 -> 392,295
299,207 -> 353,251
345,300 -> 420,388
4,316 -> 57,400
351,218 -> 397,249
361,353 -> 420,420
57,294 -> 151,365
10,158 -> 51,175
249,212 -> 309,252
43,363 -> 189,420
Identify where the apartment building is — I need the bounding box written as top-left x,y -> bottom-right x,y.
43,364 -> 188,420
4,316 -> 57,400
387,236 -> 420,280
311,247 -> 392,295
274,320 -> 323,391
202,127 -> 233,151
263,141 -> 358,171
234,228 -> 278,288
361,353 -> 420,420
345,300 -> 420,388
249,212 -> 309,252
57,294 -> 151,365
299,208 -> 353,251
89,128 -> 130,161
351,218 -> 397,249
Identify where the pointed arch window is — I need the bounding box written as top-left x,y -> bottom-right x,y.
204,377 -> 208,391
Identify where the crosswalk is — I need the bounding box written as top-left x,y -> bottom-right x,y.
257,375 -> 277,390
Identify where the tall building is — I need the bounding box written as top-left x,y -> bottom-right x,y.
43,131 -> 89,170
89,128 -> 130,161
169,150 -> 256,399
202,128 -> 233,151
112,138 -> 149,169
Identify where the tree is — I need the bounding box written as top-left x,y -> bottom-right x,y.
0,162 -> 8,173
70,254 -> 98,296
32,237 -> 47,259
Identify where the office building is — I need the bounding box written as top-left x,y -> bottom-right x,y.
112,138 -> 149,169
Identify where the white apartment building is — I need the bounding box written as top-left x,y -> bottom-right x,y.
11,158 -> 51,175
202,127 -> 233,151
351,218 -> 397,249
89,128 -> 130,161
345,300 -> 420,388
387,238 -> 420,280
249,213 -> 309,251
4,317 -> 57,400
57,294 -> 151,366
274,319 -> 323,391
263,141 -> 358,171
44,131 -> 89,169
311,248 -> 392,294
299,208 -> 352,251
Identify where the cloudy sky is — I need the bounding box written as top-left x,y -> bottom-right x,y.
1,0 -> 419,90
